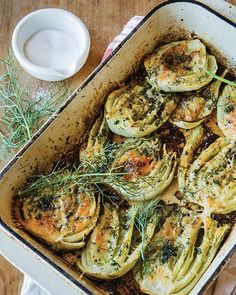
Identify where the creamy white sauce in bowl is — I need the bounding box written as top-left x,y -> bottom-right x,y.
12,9 -> 90,81
24,29 -> 79,69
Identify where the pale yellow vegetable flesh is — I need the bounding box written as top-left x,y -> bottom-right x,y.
178,126 -> 236,214
105,84 -> 177,137
170,75 -> 224,129
144,39 -> 217,92
16,186 -> 100,250
78,203 -> 158,279
79,114 -> 110,161
217,84 -> 236,140
134,209 -> 229,295
107,135 -> 177,201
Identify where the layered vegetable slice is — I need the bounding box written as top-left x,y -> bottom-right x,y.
205,110 -> 224,137
217,84 -> 236,140
170,77 -> 223,129
107,135 -> 177,201
178,125 -> 236,214
134,208 -> 229,295
15,172 -> 100,250
80,114 -> 110,162
144,39 -> 217,92
78,202 -> 158,279
105,84 -> 177,137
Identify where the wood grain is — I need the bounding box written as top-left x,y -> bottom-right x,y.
0,0 -> 163,88
0,258 -> 23,295
0,0 -> 235,294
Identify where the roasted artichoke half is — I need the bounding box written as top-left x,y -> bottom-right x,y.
170,78 -> 223,129
178,125 -> 236,214
78,202 -> 158,279
107,135 -> 177,201
144,39 -> 217,92
134,208 -> 229,295
217,84 -> 236,140
105,83 -> 177,137
15,174 -> 100,250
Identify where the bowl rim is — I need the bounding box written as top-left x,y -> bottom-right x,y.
12,8 -> 90,80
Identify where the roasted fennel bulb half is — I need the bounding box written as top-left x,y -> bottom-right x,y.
78,202 -> 160,279
15,171 -> 100,250
144,39 -> 217,92
80,114 -> 110,162
178,125 -> 236,214
170,75 -> 224,129
80,118 -> 177,202
134,208 -> 229,295
217,84 -> 236,140
105,83 -> 177,137
107,135 -> 177,202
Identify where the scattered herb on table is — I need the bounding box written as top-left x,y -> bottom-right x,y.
0,50 -> 70,161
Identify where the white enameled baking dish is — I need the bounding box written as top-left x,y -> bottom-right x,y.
0,1 -> 236,294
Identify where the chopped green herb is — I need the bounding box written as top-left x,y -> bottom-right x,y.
161,240 -> 178,264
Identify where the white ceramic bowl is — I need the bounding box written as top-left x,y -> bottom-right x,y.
12,8 -> 90,81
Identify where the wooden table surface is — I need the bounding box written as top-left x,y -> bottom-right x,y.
0,0 -> 235,294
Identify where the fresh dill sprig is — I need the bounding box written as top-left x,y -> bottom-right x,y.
134,199 -> 162,261
0,50 -> 70,160
17,145 -> 127,197
204,68 -> 236,87
136,204 -> 176,278
17,168 -> 126,197
17,142 -> 169,200
139,236 -> 178,278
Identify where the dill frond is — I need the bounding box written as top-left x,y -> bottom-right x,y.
134,199 -> 162,261
17,144 -> 125,198
17,142 -> 170,201
17,167 -> 127,197
0,50 -> 70,161
204,68 -> 236,87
